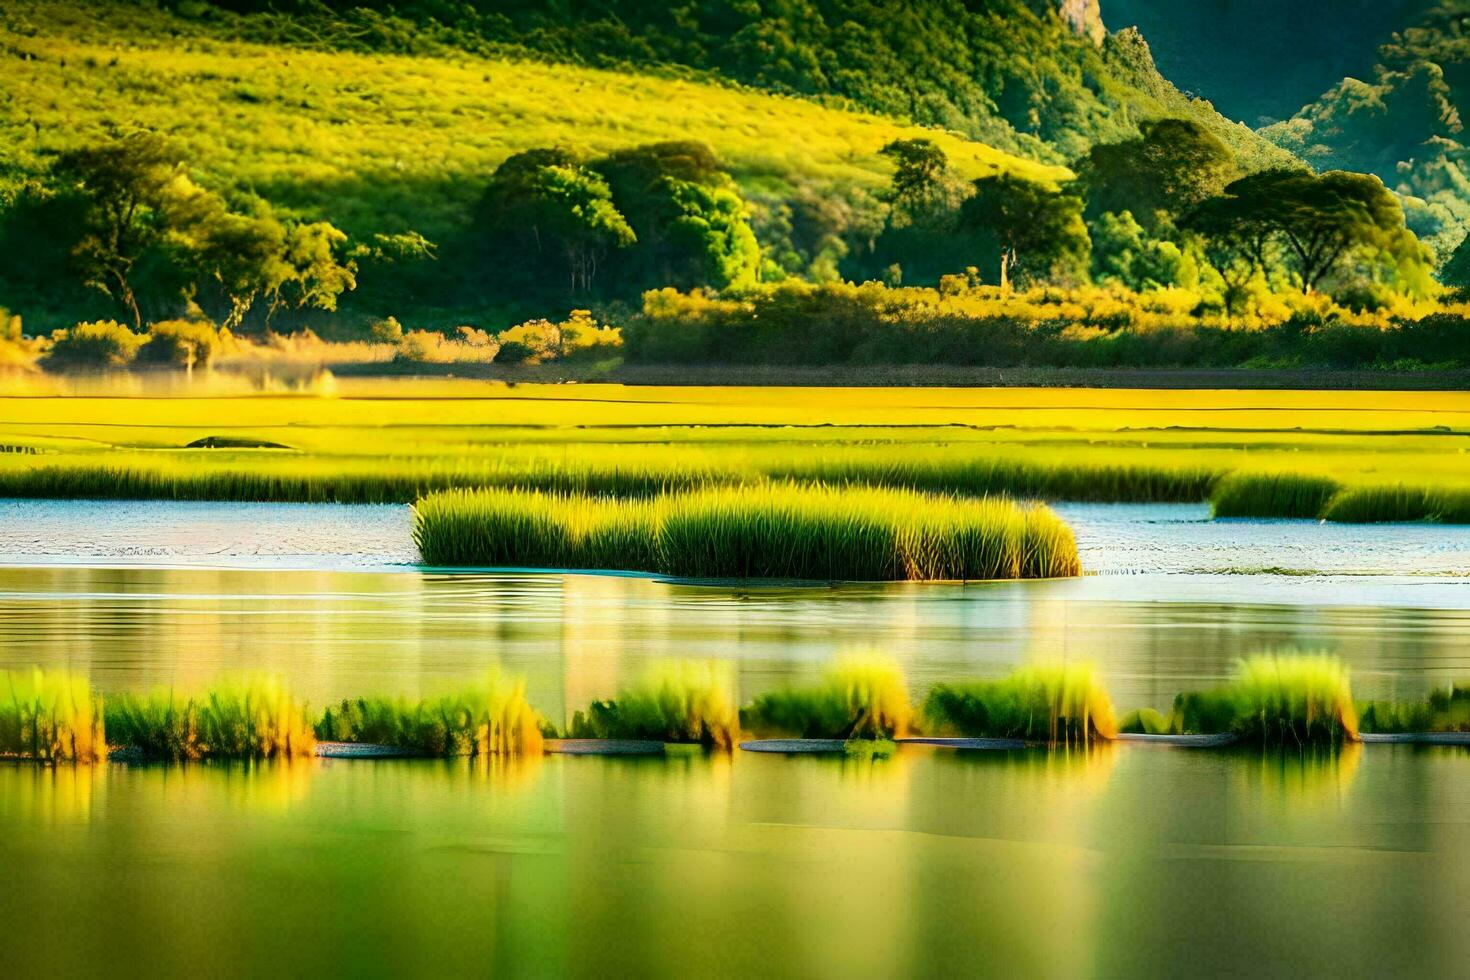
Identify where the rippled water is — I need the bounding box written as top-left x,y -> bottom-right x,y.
1,500 -> 1467,975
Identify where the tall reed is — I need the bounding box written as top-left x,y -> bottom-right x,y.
569,661 -> 739,749
1210,472 -> 1342,519
922,663 -> 1118,744
104,676 -> 316,760
317,670 -> 545,755
0,669 -> 106,762
413,484 -> 1082,581
1358,682 -> 1469,734
741,652 -> 912,739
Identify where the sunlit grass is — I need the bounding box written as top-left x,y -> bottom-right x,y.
742,652 -> 912,740
316,670 -> 545,755
922,663 -> 1118,744
568,661 -> 739,749
1162,654 -> 1359,745
104,676 -> 316,760
412,485 -> 1081,580
1210,472 -> 1342,519
0,669 -> 105,762
1358,682 -> 1470,733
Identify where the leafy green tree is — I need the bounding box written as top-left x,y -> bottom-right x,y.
878,139 -> 950,215
481,150 -> 635,294
1187,168 -> 1431,295
959,175 -> 1090,288
1090,211 -> 1187,290
52,133 -> 183,329
1078,119 -> 1237,230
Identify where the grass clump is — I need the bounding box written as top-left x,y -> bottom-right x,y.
316,671 -> 546,756
1358,683 -> 1470,734
104,676 -> 316,760
1210,472 -> 1342,519
413,485 -> 1082,581
922,663 -> 1118,744
1167,654 -> 1359,745
1321,484 -> 1438,523
742,652 -> 912,740
0,669 -> 106,763
569,661 -> 739,749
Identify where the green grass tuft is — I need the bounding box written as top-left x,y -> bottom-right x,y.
1210,472 -> 1342,519
742,652 -> 913,740
0,668 -> 106,762
1168,653 -> 1359,745
316,670 -> 546,756
921,663 -> 1118,744
104,676 -> 316,760
413,484 -> 1081,581
569,661 -> 740,749
1358,682 -> 1470,734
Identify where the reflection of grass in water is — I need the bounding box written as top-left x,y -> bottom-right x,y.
742,652 -> 912,740
317,670 -> 546,756
105,675 -> 316,760
1241,741 -> 1363,803
570,660 -> 739,750
922,664 -> 1118,744
413,485 -> 1081,581
1167,654 -> 1359,746
0,669 -> 105,762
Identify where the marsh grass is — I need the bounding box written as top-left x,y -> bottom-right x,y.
0,669 -> 105,762
1358,683 -> 1470,734
1210,472 -> 1342,519
1166,654 -> 1359,745
316,671 -> 546,755
569,661 -> 739,749
922,664 -> 1118,744
104,676 -> 316,760
741,652 -> 912,740
413,485 -> 1081,581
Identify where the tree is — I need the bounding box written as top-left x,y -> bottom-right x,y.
1078,119 -> 1237,230
1186,169 -> 1429,295
959,175 -> 1090,289
879,139 -> 949,212
481,150 -> 635,294
52,133 -> 184,330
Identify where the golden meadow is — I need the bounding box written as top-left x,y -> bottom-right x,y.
2,380 -> 1470,523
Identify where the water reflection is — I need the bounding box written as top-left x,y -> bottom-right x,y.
3,746 -> 1462,977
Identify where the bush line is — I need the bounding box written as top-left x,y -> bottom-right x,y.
7,656 -> 1466,763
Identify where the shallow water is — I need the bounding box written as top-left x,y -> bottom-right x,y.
1,746 -> 1466,978
1,499 -> 1468,975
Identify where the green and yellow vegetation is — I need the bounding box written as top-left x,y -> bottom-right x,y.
922,663 -> 1118,744
1358,684 -> 1470,735
316,671 -> 545,756
0,668 -> 105,763
567,661 -> 739,750
742,652 -> 913,740
411,485 -> 1080,581
1130,653 -> 1360,746
104,676 -> 316,761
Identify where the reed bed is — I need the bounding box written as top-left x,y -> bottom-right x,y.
103,676 -> 316,760
316,671 -> 546,756
1320,485 -> 1470,523
0,669 -> 105,762
922,664 -> 1118,744
568,661 -> 739,749
413,485 -> 1081,581
1144,654 -> 1359,745
1358,683 -> 1470,734
1210,472 -> 1343,519
742,652 -> 913,740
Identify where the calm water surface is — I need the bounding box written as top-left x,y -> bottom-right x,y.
0,500 -> 1467,977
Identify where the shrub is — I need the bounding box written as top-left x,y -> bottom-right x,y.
138,319 -> 222,368
742,651 -> 912,739
42,320 -> 147,369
